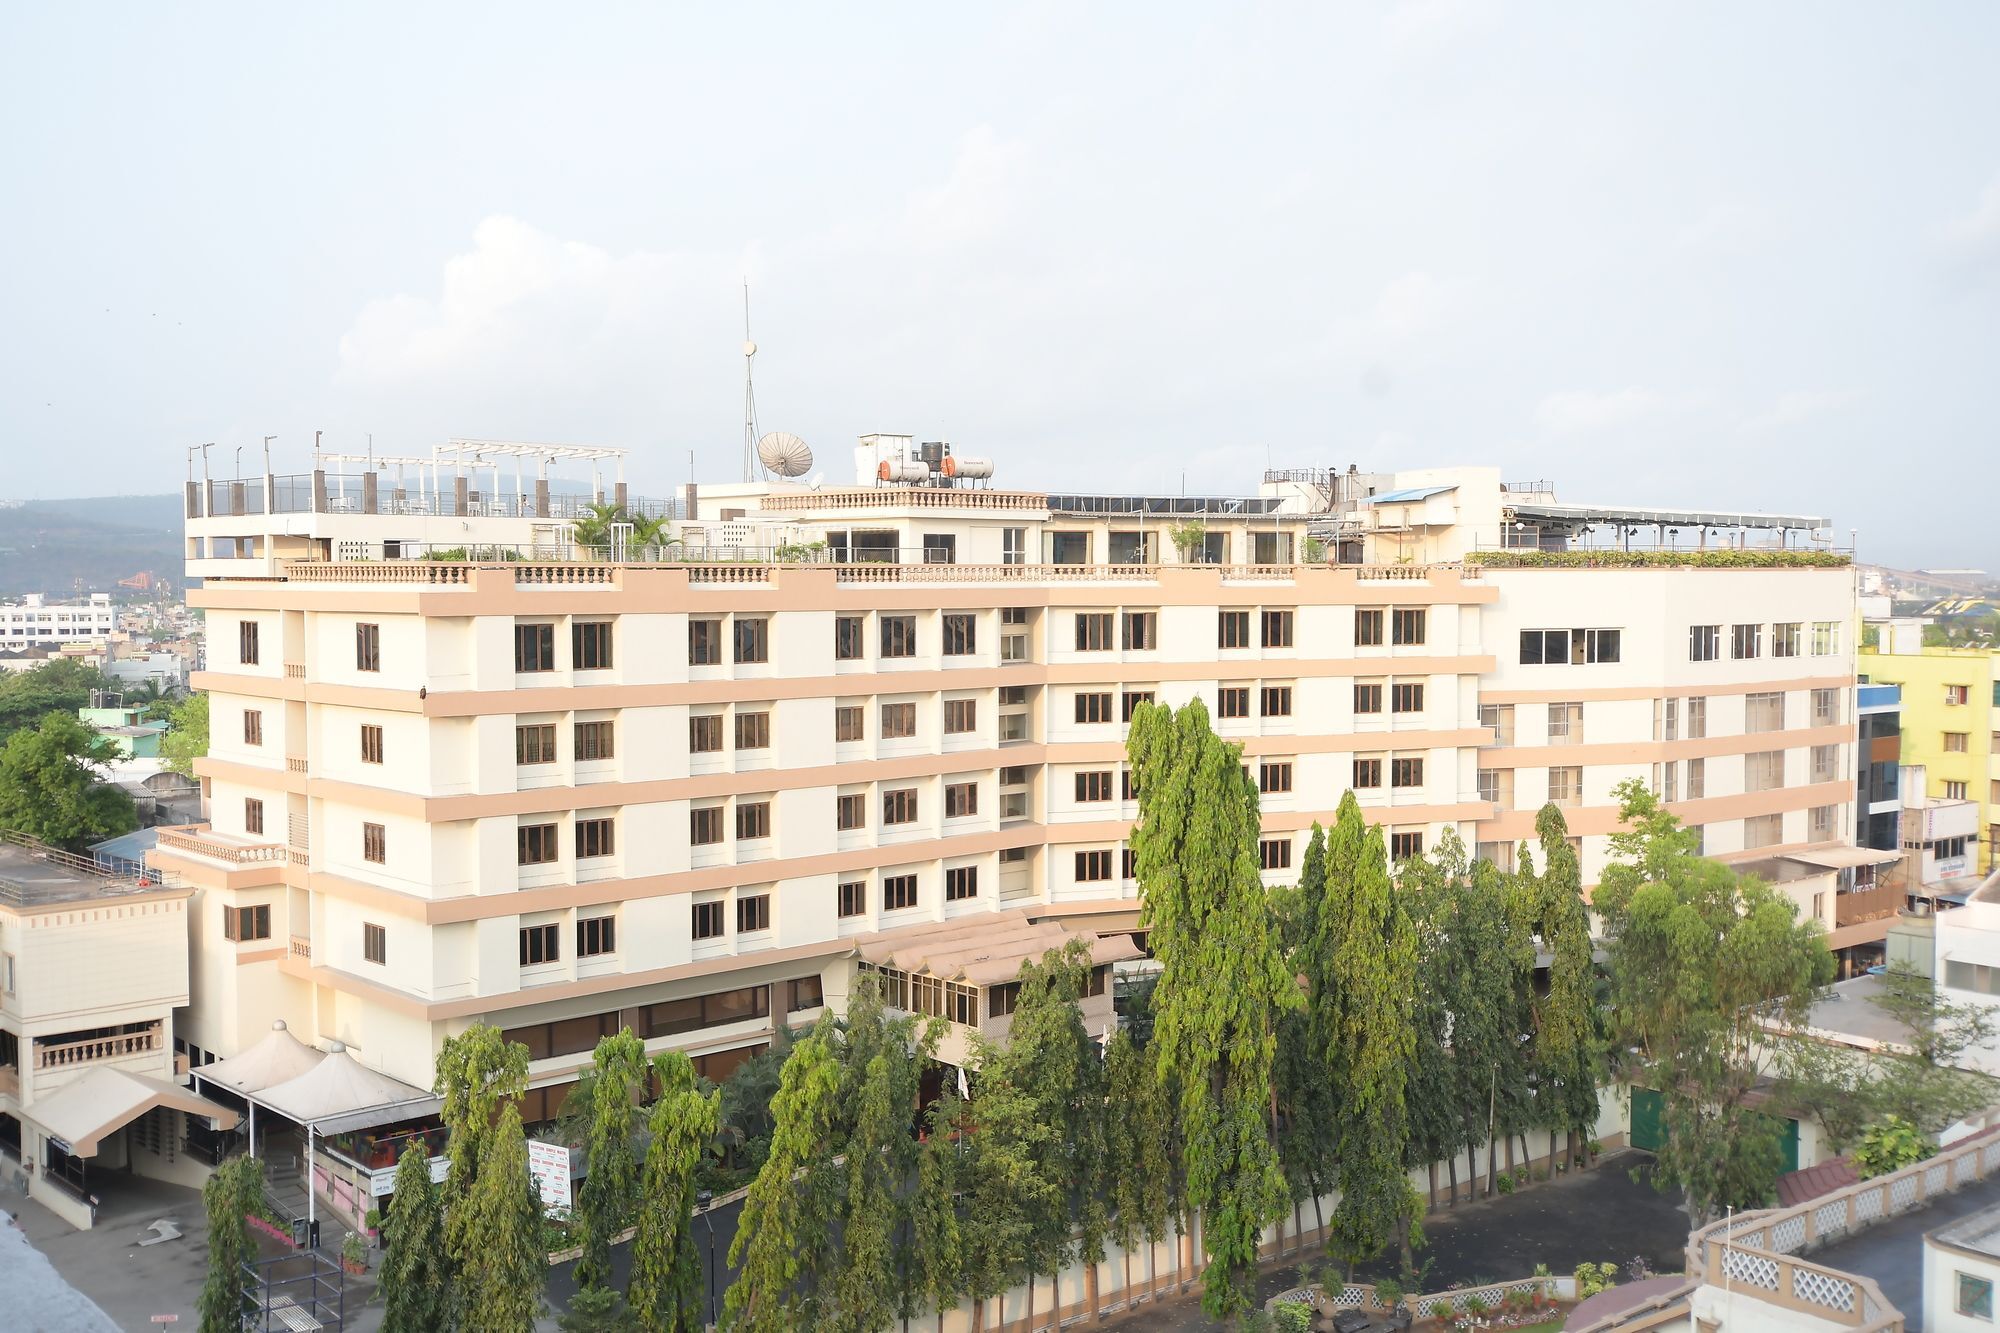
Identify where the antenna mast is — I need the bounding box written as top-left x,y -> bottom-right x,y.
741,281 -> 760,483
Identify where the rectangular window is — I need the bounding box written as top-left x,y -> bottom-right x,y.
570,619 -> 612,671
1547,702 -> 1583,744
1479,702 -> 1515,745
1075,692 -> 1113,724
1812,688 -> 1841,726
1689,624 -> 1721,662
1001,607 -> 1030,626
1354,682 -> 1384,715
1259,838 -> 1292,871
835,615 -> 864,661
1810,744 -> 1840,784
519,924 -> 560,966
1476,769 -> 1513,806
1217,687 -> 1251,719
691,900 -> 726,940
1587,628 -> 1622,663
239,620 -> 260,665
690,715 -> 724,752
883,874 -> 919,910
1259,761 -> 1293,794
577,915 -> 616,957
1075,850 -> 1114,882
1813,621 -> 1841,655
837,793 -> 867,830
1947,684 -> 1971,706
1392,756 -> 1425,788
514,623 -> 556,672
1121,846 -> 1137,879
1261,685 -> 1293,717
363,922 -> 386,965
1122,612 -> 1157,650
942,614 -> 976,656
1744,812 -> 1783,849
355,723 -> 383,765
1002,527 -> 1026,565
516,723 -> 557,765
244,797 -> 264,835
1687,697 -> 1708,739
945,781 -> 978,818
789,976 -> 825,1011
1218,610 -> 1252,649
737,893 -> 771,933
1390,831 -> 1424,861
689,806 -> 724,845
1355,608 -> 1385,647
688,619 -> 722,665
1392,682 -> 1425,714
1746,691 -> 1786,733
1772,622 -> 1802,658
735,711 -> 771,750
1392,608 -> 1427,646
735,801 -> 771,841
881,702 -> 918,738
1957,1273 -> 1994,1320
880,614 -> 918,658
1123,690 -> 1156,722
1686,757 -> 1706,799
883,788 -> 918,825
1947,780 -> 1969,801
1121,769 -> 1139,802
989,982 -> 1022,1018
1520,629 -> 1566,665
1520,628 -> 1621,664
1810,806 -> 1836,842
576,817 -> 615,859
1656,697 -> 1679,742
223,904 -> 272,942
518,822 -> 559,865
838,880 -> 867,918
834,706 -> 865,743
1946,731 -> 1975,754
733,617 -> 769,664
1075,613 -> 1114,651
1548,765 -> 1582,806
574,720 -> 614,762
1076,770 -> 1114,802
1353,757 -> 1383,788
356,622 -> 381,672
945,866 -> 979,901
1261,610 -> 1295,648
944,698 -> 977,734
362,822 -> 386,864
243,709 -> 263,746
1731,623 -> 1762,660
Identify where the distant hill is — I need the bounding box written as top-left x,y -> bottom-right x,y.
0,493 -> 184,597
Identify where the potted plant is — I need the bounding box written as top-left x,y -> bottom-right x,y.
340,1230 -> 369,1275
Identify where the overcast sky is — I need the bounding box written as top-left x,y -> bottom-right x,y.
4,3 -> 1997,567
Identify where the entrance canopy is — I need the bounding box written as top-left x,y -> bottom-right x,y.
29,1067 -> 239,1158
253,1048 -> 438,1135
856,908 -> 1144,986
194,1020 -> 325,1095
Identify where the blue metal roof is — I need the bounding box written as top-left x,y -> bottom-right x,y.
1361,485 -> 1457,505
89,827 -> 158,869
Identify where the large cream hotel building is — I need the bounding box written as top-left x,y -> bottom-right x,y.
141,439 -> 1864,1204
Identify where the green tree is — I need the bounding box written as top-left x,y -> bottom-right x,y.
1456,857 -> 1534,1198
0,711 -> 137,848
558,1285 -> 643,1332
958,1050 -> 1059,1333
1521,805 -> 1601,1169
575,1029 -> 651,1294
724,1024 -> 843,1331
1399,832 -> 1470,1209
908,1086 -> 966,1333
1323,812 -> 1422,1275
1867,963 -> 1999,1132
1596,780 -> 1834,1225
1129,699 -> 1300,1323
1853,1115 -> 1934,1178
571,502 -> 673,559
380,1140 -> 450,1333
197,1153 -> 264,1333
1275,824 -> 1337,1236
460,1104 -> 548,1331
159,690 -> 209,777
435,1022 -> 531,1317
0,659 -> 111,740
1106,1028 -> 1176,1302
629,1051 -> 720,1333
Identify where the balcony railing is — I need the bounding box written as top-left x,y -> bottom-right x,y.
1834,882 -> 1907,929
35,1023 -> 163,1070
155,825 -> 288,866
290,935 -> 313,961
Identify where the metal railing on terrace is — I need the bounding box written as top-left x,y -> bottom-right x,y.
188,473 -> 680,521
0,831 -> 173,906
279,557 -> 1478,587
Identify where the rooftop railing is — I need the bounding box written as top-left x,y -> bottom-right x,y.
276,558 -> 1482,586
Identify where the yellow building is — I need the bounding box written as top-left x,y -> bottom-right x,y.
1859,637 -> 2000,872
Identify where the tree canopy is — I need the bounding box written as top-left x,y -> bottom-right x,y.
0,710 -> 136,848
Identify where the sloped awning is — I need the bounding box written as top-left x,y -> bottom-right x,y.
856,909 -> 1145,987
28,1067 -> 239,1158
194,1020 -> 326,1095
1784,846 -> 1903,871
252,1049 -> 438,1135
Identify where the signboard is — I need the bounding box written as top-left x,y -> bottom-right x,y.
525,1139 -> 573,1213
370,1154 -> 449,1197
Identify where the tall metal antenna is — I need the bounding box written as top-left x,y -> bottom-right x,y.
741,281 -> 760,483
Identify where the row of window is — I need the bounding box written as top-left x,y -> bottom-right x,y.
1689,620 -> 1841,662
499,979 -> 819,1064
513,621 -> 616,673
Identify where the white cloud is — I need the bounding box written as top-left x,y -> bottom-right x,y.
1740,390 -> 1858,433
1534,387 -> 1677,434
902,126 -> 1032,252
1941,176 -> 2000,268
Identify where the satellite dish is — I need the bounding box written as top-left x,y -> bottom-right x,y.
743,340 -> 758,358
756,431 -> 813,478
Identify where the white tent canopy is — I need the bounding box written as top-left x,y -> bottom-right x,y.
193,1020 -> 325,1095
253,1047 -> 436,1135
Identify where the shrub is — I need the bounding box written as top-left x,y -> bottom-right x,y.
1272,1303 -> 1314,1333
1495,1173 -> 1515,1195
1854,1115 -> 1935,1179
1374,1277 -> 1404,1307
1575,1262 -> 1620,1298
1465,548 -> 1850,570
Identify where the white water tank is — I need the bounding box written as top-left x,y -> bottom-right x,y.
878,459 -> 929,483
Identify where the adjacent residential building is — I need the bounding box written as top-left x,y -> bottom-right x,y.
147,440 -> 1863,1215
1860,636 -> 2000,874
0,592 -> 116,651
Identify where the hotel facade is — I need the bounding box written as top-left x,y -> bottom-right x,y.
134,440 -> 1867,1206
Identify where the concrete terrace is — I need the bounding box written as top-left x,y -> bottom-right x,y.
1809,1174 -> 2000,1329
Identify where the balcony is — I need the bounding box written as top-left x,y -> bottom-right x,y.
1834,882 -> 1907,929
289,935 -> 313,961
35,1022 -> 163,1071
155,825 -> 288,866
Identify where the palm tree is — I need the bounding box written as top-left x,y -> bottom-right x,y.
569,503 -> 676,560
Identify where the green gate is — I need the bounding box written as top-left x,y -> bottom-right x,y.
1631,1088 -> 1665,1152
